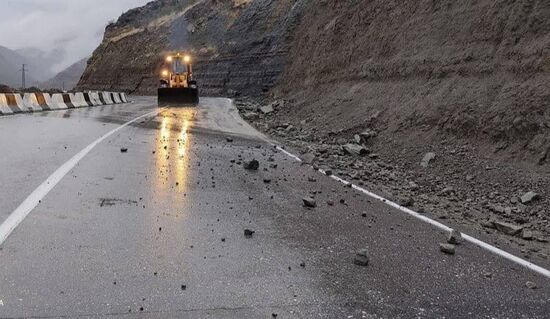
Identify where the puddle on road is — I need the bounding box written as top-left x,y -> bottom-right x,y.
99,198 -> 139,207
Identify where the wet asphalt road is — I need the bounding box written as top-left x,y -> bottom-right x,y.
0,97 -> 548,318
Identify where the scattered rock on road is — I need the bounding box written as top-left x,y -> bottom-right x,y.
226,137 -> 234,142
302,197 -> 317,208
447,230 -> 462,245
420,152 -> 436,168
398,196 -> 414,207
354,249 -> 369,266
120,148 -> 128,153
439,243 -> 456,255
301,153 -> 315,164
244,229 -> 255,238
243,159 -> 260,170
525,281 -> 537,289
520,191 -> 540,204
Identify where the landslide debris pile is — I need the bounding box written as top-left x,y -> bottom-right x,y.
77,0 -> 303,96
79,0 -> 550,256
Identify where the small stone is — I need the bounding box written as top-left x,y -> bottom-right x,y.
327,200 -> 334,206
521,229 -> 533,240
420,152 -> 436,168
342,143 -> 369,156
520,191 -> 540,204
302,197 -> 317,208
226,137 -> 233,142
525,281 -> 537,289
243,159 -> 259,170
263,178 -> 272,183
447,230 -> 462,245
181,285 -> 187,290
301,153 -> 315,164
324,169 -> 333,176
120,148 -> 128,153
359,129 -> 377,141
260,104 -> 274,114
354,134 -> 361,144
244,229 -> 255,238
493,221 -> 523,236
439,243 -> 456,255
398,197 -> 414,207
354,249 -> 369,266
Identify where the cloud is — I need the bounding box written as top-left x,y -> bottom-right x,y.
0,0 -> 151,73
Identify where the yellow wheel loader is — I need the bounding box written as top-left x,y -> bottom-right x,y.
158,53 -> 199,106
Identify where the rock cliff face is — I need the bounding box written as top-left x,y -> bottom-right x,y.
78,0 -> 550,164
77,0 -> 303,96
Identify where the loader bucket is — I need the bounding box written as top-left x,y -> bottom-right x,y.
158,87 -> 199,106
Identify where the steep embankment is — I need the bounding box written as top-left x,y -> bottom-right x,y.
276,0 -> 550,165
77,0 -> 303,96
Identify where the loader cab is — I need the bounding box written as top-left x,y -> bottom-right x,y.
158,53 -> 199,106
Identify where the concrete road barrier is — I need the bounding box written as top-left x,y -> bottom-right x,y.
51,94 -> 69,110
112,92 -> 122,104
102,92 -> 114,105
0,94 -> 13,115
69,93 -> 88,108
35,93 -> 51,111
62,94 -> 75,108
88,92 -> 102,106
22,93 -> 43,112
0,91 -> 128,116
4,93 -> 27,113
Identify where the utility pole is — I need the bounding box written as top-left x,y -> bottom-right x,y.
20,64 -> 27,89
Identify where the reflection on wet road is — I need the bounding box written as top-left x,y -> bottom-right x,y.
154,109 -> 196,200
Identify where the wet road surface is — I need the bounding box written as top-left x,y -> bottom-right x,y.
0,97 -> 548,318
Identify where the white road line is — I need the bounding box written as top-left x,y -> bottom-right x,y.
0,109 -> 160,246
274,146 -> 550,279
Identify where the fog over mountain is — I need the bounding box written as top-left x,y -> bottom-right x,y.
0,0 -> 150,76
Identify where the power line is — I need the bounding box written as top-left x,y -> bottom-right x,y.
19,64 -> 27,89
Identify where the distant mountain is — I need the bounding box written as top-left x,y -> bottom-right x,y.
0,46 -> 66,88
0,46 -> 37,88
15,47 -> 65,81
40,58 -> 88,91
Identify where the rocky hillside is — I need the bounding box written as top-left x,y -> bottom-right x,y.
77,0 -> 303,96
79,0 -> 549,163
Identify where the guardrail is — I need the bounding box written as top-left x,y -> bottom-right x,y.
0,92 -> 129,116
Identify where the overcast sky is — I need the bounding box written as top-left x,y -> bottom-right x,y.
0,0 -> 151,73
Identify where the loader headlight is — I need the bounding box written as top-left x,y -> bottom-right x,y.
184,55 -> 191,63
166,56 -> 173,62
161,70 -> 169,77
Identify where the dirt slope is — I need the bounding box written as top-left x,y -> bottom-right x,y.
275,0 -> 550,165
